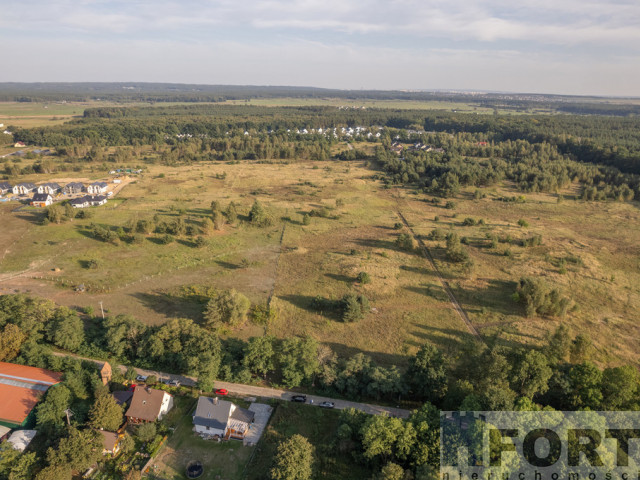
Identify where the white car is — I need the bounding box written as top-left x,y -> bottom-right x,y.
135,375 -> 148,382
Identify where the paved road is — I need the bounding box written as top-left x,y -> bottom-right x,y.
52,352 -> 411,419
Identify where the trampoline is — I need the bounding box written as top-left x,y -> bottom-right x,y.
186,460 -> 204,479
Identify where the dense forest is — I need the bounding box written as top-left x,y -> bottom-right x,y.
7,104 -> 640,200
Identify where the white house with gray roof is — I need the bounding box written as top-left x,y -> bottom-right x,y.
192,396 -> 255,440
87,182 -> 108,194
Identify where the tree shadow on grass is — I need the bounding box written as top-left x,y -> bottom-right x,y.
216,260 -> 241,270
452,279 -> 522,318
324,273 -> 354,283
278,294 -> 341,321
404,284 -> 450,302
14,212 -> 44,225
131,291 -> 204,322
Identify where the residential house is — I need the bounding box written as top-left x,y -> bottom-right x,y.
89,195 -> 107,206
0,182 -> 11,195
0,425 -> 11,442
12,183 -> 36,195
0,362 -> 62,428
30,193 -> 52,207
70,196 -> 90,208
13,142 -> 25,148
87,182 -> 108,194
7,430 -> 37,452
192,396 -> 255,440
63,182 -> 85,194
100,362 -> 112,386
99,430 -> 123,455
37,183 -> 61,195
125,386 -> 173,423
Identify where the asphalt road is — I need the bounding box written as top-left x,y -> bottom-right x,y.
53,352 -> 412,419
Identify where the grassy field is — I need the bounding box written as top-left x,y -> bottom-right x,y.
0,160 -> 469,362
245,402 -> 372,480
1,151 -> 639,365
396,184 -> 640,365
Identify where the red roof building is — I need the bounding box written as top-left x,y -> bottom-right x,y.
0,362 -> 62,428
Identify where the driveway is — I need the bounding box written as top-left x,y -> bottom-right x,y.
243,403 -> 272,446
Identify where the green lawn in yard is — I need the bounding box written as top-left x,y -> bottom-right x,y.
154,396 -> 254,480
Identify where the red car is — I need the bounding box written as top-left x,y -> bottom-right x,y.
214,388 -> 229,396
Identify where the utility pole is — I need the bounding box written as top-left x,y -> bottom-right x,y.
99,301 -> 105,320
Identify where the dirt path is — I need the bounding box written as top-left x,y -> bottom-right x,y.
395,206 -> 482,341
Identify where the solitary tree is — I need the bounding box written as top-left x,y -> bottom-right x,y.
271,434 -> 315,480
204,289 -> 250,328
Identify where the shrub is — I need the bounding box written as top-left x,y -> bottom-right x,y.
158,234 -> 174,244
356,272 -> 371,284
195,236 -> 207,248
445,201 -> 456,209
302,213 -> 311,225
518,219 -> 529,227
513,277 -> 573,317
249,199 -> 274,227
445,233 -> 470,263
462,217 -> 477,226
393,222 -> 403,230
395,233 -> 415,252
522,234 -> 542,247
86,258 -> 100,269
428,228 -> 446,241
251,304 -> 278,325
341,294 -> 370,323
204,289 -> 251,328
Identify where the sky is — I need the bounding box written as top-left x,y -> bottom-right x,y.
1,0 -> 639,96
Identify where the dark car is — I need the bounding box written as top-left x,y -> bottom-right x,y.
291,395 -> 307,403
318,401 -> 335,408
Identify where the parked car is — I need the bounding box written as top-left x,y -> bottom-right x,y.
168,380 -> 181,387
291,395 -> 307,403
318,401 -> 335,408
214,388 -> 229,396
135,375 -> 148,382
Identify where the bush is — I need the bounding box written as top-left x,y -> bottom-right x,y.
75,209 -> 93,219
445,201 -> 456,209
522,234 -> 542,247
136,423 -> 156,443
395,233 -> 414,252
249,199 -> 274,227
462,217 -> 477,226
195,236 -> 207,248
158,234 -> 174,244
204,289 -> 251,328
393,222 -> 403,230
518,219 -> 529,227
428,228 -> 446,240
302,213 -> 311,225
356,272 -> 371,284
514,277 -> 572,317
341,294 -> 370,323
85,258 -> 100,269
445,233 -> 469,263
